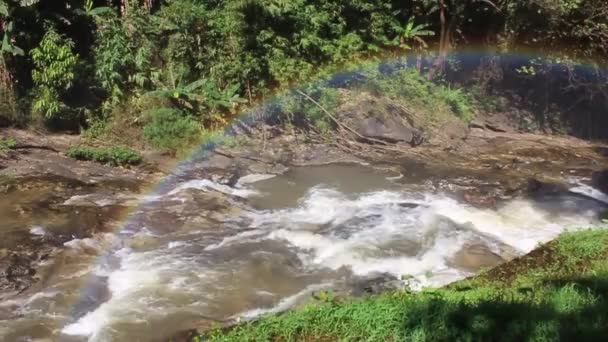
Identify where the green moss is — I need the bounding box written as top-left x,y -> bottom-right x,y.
200,228 -> 608,341
66,145 -> 142,166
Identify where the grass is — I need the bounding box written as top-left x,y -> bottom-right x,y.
198,228 -> 608,341
66,145 -> 142,166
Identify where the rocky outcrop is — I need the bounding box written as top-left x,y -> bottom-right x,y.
338,96 -> 425,146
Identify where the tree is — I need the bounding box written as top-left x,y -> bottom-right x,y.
30,28 -> 78,118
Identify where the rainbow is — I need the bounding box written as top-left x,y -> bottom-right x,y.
59,49 -> 607,334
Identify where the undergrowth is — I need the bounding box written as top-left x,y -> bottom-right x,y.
199,228 -> 608,341
66,145 -> 142,166
360,68 -> 475,122
142,107 -> 202,153
282,85 -> 342,134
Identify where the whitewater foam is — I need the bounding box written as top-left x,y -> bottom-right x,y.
168,179 -> 259,198
29,225 -> 46,236
237,174 -> 277,185
243,186 -> 598,286
61,180 -> 604,340
570,182 -> 608,204
237,282 -> 333,320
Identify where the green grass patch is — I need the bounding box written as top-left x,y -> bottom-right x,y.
66,145 -> 142,166
200,228 -> 608,341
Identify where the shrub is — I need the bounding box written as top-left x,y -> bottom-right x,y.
30,28 -> 78,119
362,68 -> 475,122
282,85 -> 342,134
142,107 -> 201,151
436,86 -> 474,122
66,145 -> 142,166
82,118 -> 108,140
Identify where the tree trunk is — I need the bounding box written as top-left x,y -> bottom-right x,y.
121,0 -> 129,16
430,0 -> 453,79
439,0 -> 447,56
0,57 -> 18,123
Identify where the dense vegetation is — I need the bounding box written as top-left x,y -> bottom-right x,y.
200,228 -> 608,341
0,0 -> 607,153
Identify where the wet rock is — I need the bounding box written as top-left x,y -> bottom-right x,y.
450,243 -> 505,272
203,153 -> 234,170
526,178 -> 570,197
592,170 -> 608,194
248,162 -> 288,175
397,202 -> 422,209
0,252 -> 38,294
462,189 -> 497,208
225,168 -> 242,187
348,273 -> 403,296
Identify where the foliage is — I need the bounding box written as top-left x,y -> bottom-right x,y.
82,118 -> 108,140
362,68 -> 475,122
0,0 -> 605,141
395,17 -> 435,51
142,107 -> 201,152
30,28 -> 78,118
145,79 -> 244,117
201,228 -> 608,341
436,85 -> 474,121
282,85 -> 342,133
93,11 -> 133,112
0,0 -> 32,56
66,145 -> 142,166
501,0 -> 608,58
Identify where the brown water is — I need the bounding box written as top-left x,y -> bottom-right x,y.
1,164 -> 606,341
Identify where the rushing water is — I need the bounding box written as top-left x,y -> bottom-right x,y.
1,164 -> 606,341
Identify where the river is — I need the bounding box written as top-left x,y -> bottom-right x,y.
1,162 -> 607,341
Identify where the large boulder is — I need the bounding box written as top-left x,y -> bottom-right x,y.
355,116 -> 418,144
338,96 -> 424,145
